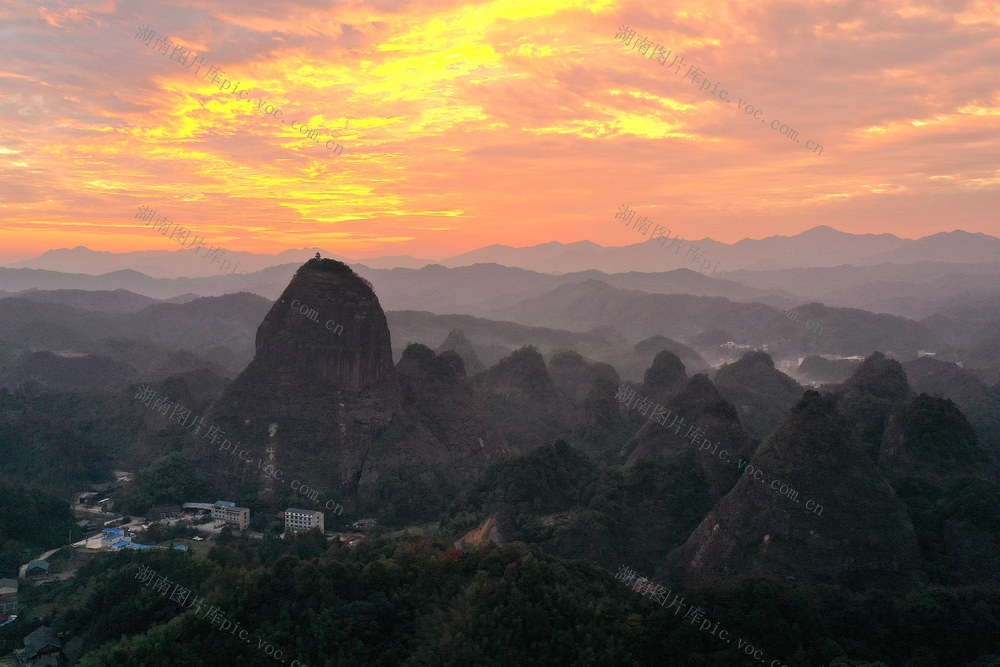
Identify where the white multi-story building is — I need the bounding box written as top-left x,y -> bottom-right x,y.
284,508 -> 324,533
211,501 -> 250,530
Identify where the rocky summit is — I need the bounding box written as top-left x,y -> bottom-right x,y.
201,258 -> 400,499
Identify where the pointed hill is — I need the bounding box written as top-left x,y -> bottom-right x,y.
547,350 -> 619,404
436,329 -> 486,375
640,349 -> 689,405
573,375 -> 629,460
832,352 -> 914,460
880,394 -> 996,486
902,356 -> 1000,456
671,391 -> 924,590
880,393 -> 1000,585
714,351 -> 804,440
626,374 -> 755,497
474,346 -> 571,451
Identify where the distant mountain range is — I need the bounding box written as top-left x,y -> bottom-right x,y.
8,226 -> 1000,277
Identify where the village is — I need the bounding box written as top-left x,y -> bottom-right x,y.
1,473 -> 376,666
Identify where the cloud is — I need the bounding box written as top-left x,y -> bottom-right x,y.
0,0 -> 997,262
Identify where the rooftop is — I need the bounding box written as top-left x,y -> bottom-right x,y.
286,508 -> 323,515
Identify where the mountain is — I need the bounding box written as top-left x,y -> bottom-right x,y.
713,351 -> 804,440
0,292 -> 273,381
9,288 -> 159,313
491,280 -> 942,359
626,373 -> 756,497
436,329 -> 486,375
6,246 -> 351,278
474,346 -> 572,452
873,230 -> 1000,264
879,394 -> 995,486
546,350 -> 619,404
197,258 -> 507,522
638,349 -> 689,405
832,352 -> 914,460
672,390 -> 925,590
901,356 -> 1000,456
201,258 -> 401,498
0,350 -> 136,391
878,392 -> 1000,585
0,265 -> 288,300
438,227 -> 1000,274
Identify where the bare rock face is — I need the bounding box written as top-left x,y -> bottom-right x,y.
252,259 -> 396,391
201,258 -> 401,497
671,391 -> 925,591
454,514 -> 514,550
198,259 -> 511,522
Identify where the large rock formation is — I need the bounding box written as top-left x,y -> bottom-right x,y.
196,258 -> 506,521
833,352 -> 913,460
713,351 -> 804,440
671,391 -> 925,591
201,258 -> 400,501
474,346 -> 571,451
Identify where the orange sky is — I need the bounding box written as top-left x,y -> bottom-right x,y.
1,0 -> 999,264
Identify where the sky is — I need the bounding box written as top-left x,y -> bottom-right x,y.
1,0 -> 999,264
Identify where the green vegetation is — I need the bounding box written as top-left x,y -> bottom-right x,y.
6,535 -> 999,665
0,478 -> 73,577
114,453 -> 209,516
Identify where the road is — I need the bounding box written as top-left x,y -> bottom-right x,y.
18,546 -> 62,579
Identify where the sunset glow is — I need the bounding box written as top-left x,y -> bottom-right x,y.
1,0 -> 998,263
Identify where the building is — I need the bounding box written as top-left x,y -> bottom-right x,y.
100,528 -> 131,551
149,505 -> 181,520
352,519 -> 377,530
211,501 -> 250,530
76,519 -> 97,533
25,561 -> 50,579
0,578 -> 18,615
14,625 -> 82,666
284,508 -> 324,533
